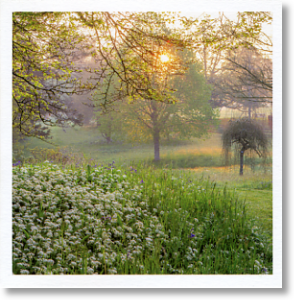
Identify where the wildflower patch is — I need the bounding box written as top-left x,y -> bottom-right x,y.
13,162 -> 272,274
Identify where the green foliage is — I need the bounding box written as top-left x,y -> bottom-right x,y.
182,12 -> 272,53
13,127 -> 28,163
92,76 -> 127,143
222,118 -> 268,175
126,52 -> 216,138
83,12 -> 190,106
94,107 -> 126,143
96,50 -> 218,161
180,12 -> 272,110
12,11 -> 194,141
13,11 -> 272,142
13,12 -> 88,138
13,163 -> 272,274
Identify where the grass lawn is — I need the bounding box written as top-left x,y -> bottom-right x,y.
184,166 -> 272,237
22,127 -> 271,167
237,190 -> 272,238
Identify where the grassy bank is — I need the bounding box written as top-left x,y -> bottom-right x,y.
13,163 -> 272,275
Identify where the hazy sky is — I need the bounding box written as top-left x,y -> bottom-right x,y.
180,11 -> 272,38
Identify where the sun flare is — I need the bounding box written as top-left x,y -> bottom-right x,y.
160,54 -> 169,63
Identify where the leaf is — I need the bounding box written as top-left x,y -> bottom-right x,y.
22,229 -> 30,239
117,214 -> 123,226
81,235 -> 90,243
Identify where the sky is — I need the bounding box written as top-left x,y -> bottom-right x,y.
180,11 -> 272,38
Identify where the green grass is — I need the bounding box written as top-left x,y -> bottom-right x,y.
17,127 -> 272,170
236,190 -> 272,238
178,166 -> 273,238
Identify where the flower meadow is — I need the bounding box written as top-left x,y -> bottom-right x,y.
12,162 -> 272,275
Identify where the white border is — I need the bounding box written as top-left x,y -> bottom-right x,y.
0,0 -> 282,288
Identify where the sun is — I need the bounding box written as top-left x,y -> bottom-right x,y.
160,54 -> 169,63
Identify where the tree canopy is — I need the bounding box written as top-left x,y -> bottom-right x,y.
13,12 -> 90,138
79,12 -> 190,108
13,12 -> 191,139
210,47 -> 272,119
13,11 -> 272,140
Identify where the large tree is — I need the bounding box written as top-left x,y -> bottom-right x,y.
112,51 -> 217,161
80,12 -> 190,109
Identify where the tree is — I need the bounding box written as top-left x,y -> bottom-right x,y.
222,118 -> 268,175
181,12 -> 273,108
226,50 -> 272,99
93,84 -> 126,143
86,12 -> 273,114
13,12 -> 190,140
119,51 -> 217,161
13,11 -> 272,141
78,12 -> 189,108
13,12 -> 91,139
95,109 -> 125,143
183,12 -> 272,57
214,48 -> 272,111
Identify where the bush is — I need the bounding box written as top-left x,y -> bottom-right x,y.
26,146 -> 91,166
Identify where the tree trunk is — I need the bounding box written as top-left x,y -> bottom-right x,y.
203,45 -> 207,80
225,150 -> 230,166
248,103 -> 251,119
153,129 -> 160,162
240,149 -> 244,175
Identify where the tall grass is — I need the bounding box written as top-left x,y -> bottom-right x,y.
13,162 -> 272,275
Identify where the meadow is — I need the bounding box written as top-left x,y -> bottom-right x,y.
12,126 -> 273,275
17,126 -> 272,168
